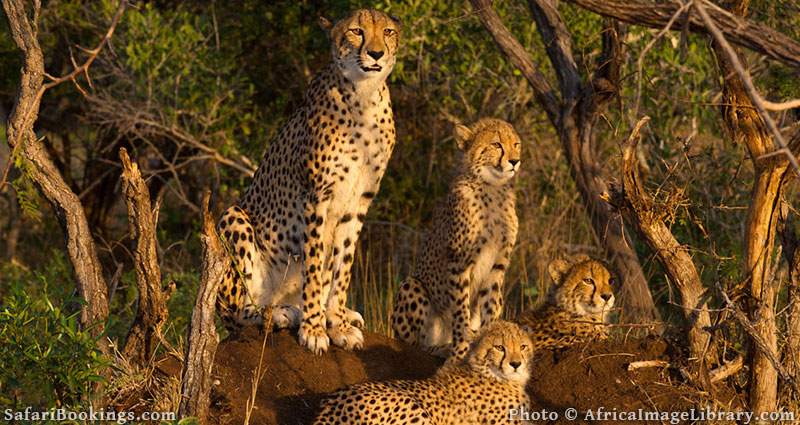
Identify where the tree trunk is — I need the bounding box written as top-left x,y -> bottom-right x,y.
3,0 -> 109,347
710,0 -> 789,415
470,0 -> 660,324
120,148 -> 173,367
179,192 -> 224,424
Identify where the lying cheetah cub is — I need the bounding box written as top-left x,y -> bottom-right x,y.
313,321 -> 533,425
392,118 -> 521,359
517,255 -> 615,350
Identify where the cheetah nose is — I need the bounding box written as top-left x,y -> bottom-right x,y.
601,293 -> 612,302
510,361 -> 522,370
367,50 -> 384,60
508,159 -> 519,167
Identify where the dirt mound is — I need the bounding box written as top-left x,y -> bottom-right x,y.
209,329 -> 442,424
164,330 -> 733,424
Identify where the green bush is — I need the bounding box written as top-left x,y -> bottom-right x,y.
0,278 -> 109,409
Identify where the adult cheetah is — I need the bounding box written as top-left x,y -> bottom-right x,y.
392,119 -> 521,359
313,320 -> 533,425
517,255 -> 616,350
216,9 -> 401,354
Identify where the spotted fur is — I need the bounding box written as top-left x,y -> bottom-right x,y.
313,321 -> 533,425
391,119 -> 521,359
215,9 -> 401,354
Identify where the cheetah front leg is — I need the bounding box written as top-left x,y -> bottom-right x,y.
478,255 -> 510,328
298,199 -> 334,355
324,211 -> 367,350
445,272 -> 473,359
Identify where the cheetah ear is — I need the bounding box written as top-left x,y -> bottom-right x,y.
390,15 -> 403,30
454,124 -> 474,150
318,16 -> 334,34
547,259 -> 571,284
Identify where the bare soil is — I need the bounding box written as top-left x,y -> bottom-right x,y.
157,328 -> 739,424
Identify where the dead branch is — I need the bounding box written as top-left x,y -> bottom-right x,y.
563,0 -> 800,68
2,0 -> 111,349
709,355 -> 744,384
613,116 -> 715,362
628,360 -> 670,371
120,148 -> 174,367
178,191 -> 224,424
470,0 -> 661,325
715,282 -> 799,394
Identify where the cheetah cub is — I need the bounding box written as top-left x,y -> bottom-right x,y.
215,9 -> 401,354
392,118 -> 521,359
517,255 -> 615,350
313,321 -> 533,425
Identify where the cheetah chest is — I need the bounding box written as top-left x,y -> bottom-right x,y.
468,201 -> 513,290
328,101 -> 392,218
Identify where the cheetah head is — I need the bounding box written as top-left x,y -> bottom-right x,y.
467,320 -> 533,386
547,255 -> 615,322
454,118 -> 522,186
319,9 -> 401,83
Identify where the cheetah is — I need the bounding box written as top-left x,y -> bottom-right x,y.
215,9 -> 401,354
391,118 -> 521,359
517,255 -> 616,350
313,320 -> 533,425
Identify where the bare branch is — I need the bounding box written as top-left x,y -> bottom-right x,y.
469,0 -> 560,124
42,1 -> 126,91
613,116 -> 715,361
564,0 -> 800,68
716,281 -> 799,393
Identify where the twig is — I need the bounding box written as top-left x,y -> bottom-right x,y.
715,281 -> 799,393
628,360 -> 671,371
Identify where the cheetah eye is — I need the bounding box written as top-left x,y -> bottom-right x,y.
494,345 -> 505,352
349,28 -> 364,36
520,344 -> 529,351
494,142 -> 503,149
384,28 -> 395,36
582,278 -> 595,286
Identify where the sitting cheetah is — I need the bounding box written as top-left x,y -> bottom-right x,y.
216,9 -> 401,354
313,321 -> 533,425
517,255 -> 615,350
392,119 -> 521,359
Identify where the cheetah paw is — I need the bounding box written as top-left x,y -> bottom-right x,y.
328,322 -> 364,350
299,323 -> 330,355
272,305 -> 301,329
342,307 -> 365,329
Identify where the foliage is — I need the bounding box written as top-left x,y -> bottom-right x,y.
0,257 -> 109,409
